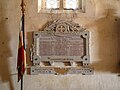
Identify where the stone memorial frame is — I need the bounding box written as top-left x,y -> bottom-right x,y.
30,20 -> 93,75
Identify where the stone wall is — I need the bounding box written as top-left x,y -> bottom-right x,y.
0,0 -> 120,90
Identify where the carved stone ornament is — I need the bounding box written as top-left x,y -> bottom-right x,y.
30,20 -> 93,75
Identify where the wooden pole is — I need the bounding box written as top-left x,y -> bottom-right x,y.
21,0 -> 25,15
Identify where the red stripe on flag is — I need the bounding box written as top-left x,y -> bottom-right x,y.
17,46 -> 25,82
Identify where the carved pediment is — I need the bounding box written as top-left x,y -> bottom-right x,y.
44,20 -> 86,33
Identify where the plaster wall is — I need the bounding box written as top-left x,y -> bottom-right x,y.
0,0 -> 120,90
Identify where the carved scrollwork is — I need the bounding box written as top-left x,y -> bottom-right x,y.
44,20 -> 86,33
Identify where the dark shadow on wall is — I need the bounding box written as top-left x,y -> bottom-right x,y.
0,4 -> 14,90
26,32 -> 33,66
87,9 -> 120,75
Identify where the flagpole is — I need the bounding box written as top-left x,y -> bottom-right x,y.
20,0 -> 25,90
21,76 -> 23,90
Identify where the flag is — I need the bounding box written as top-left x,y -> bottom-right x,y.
17,14 -> 26,82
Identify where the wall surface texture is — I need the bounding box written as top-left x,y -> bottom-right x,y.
0,0 -> 120,90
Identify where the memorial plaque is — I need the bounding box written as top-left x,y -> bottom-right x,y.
30,20 -> 93,75
39,35 -> 84,56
